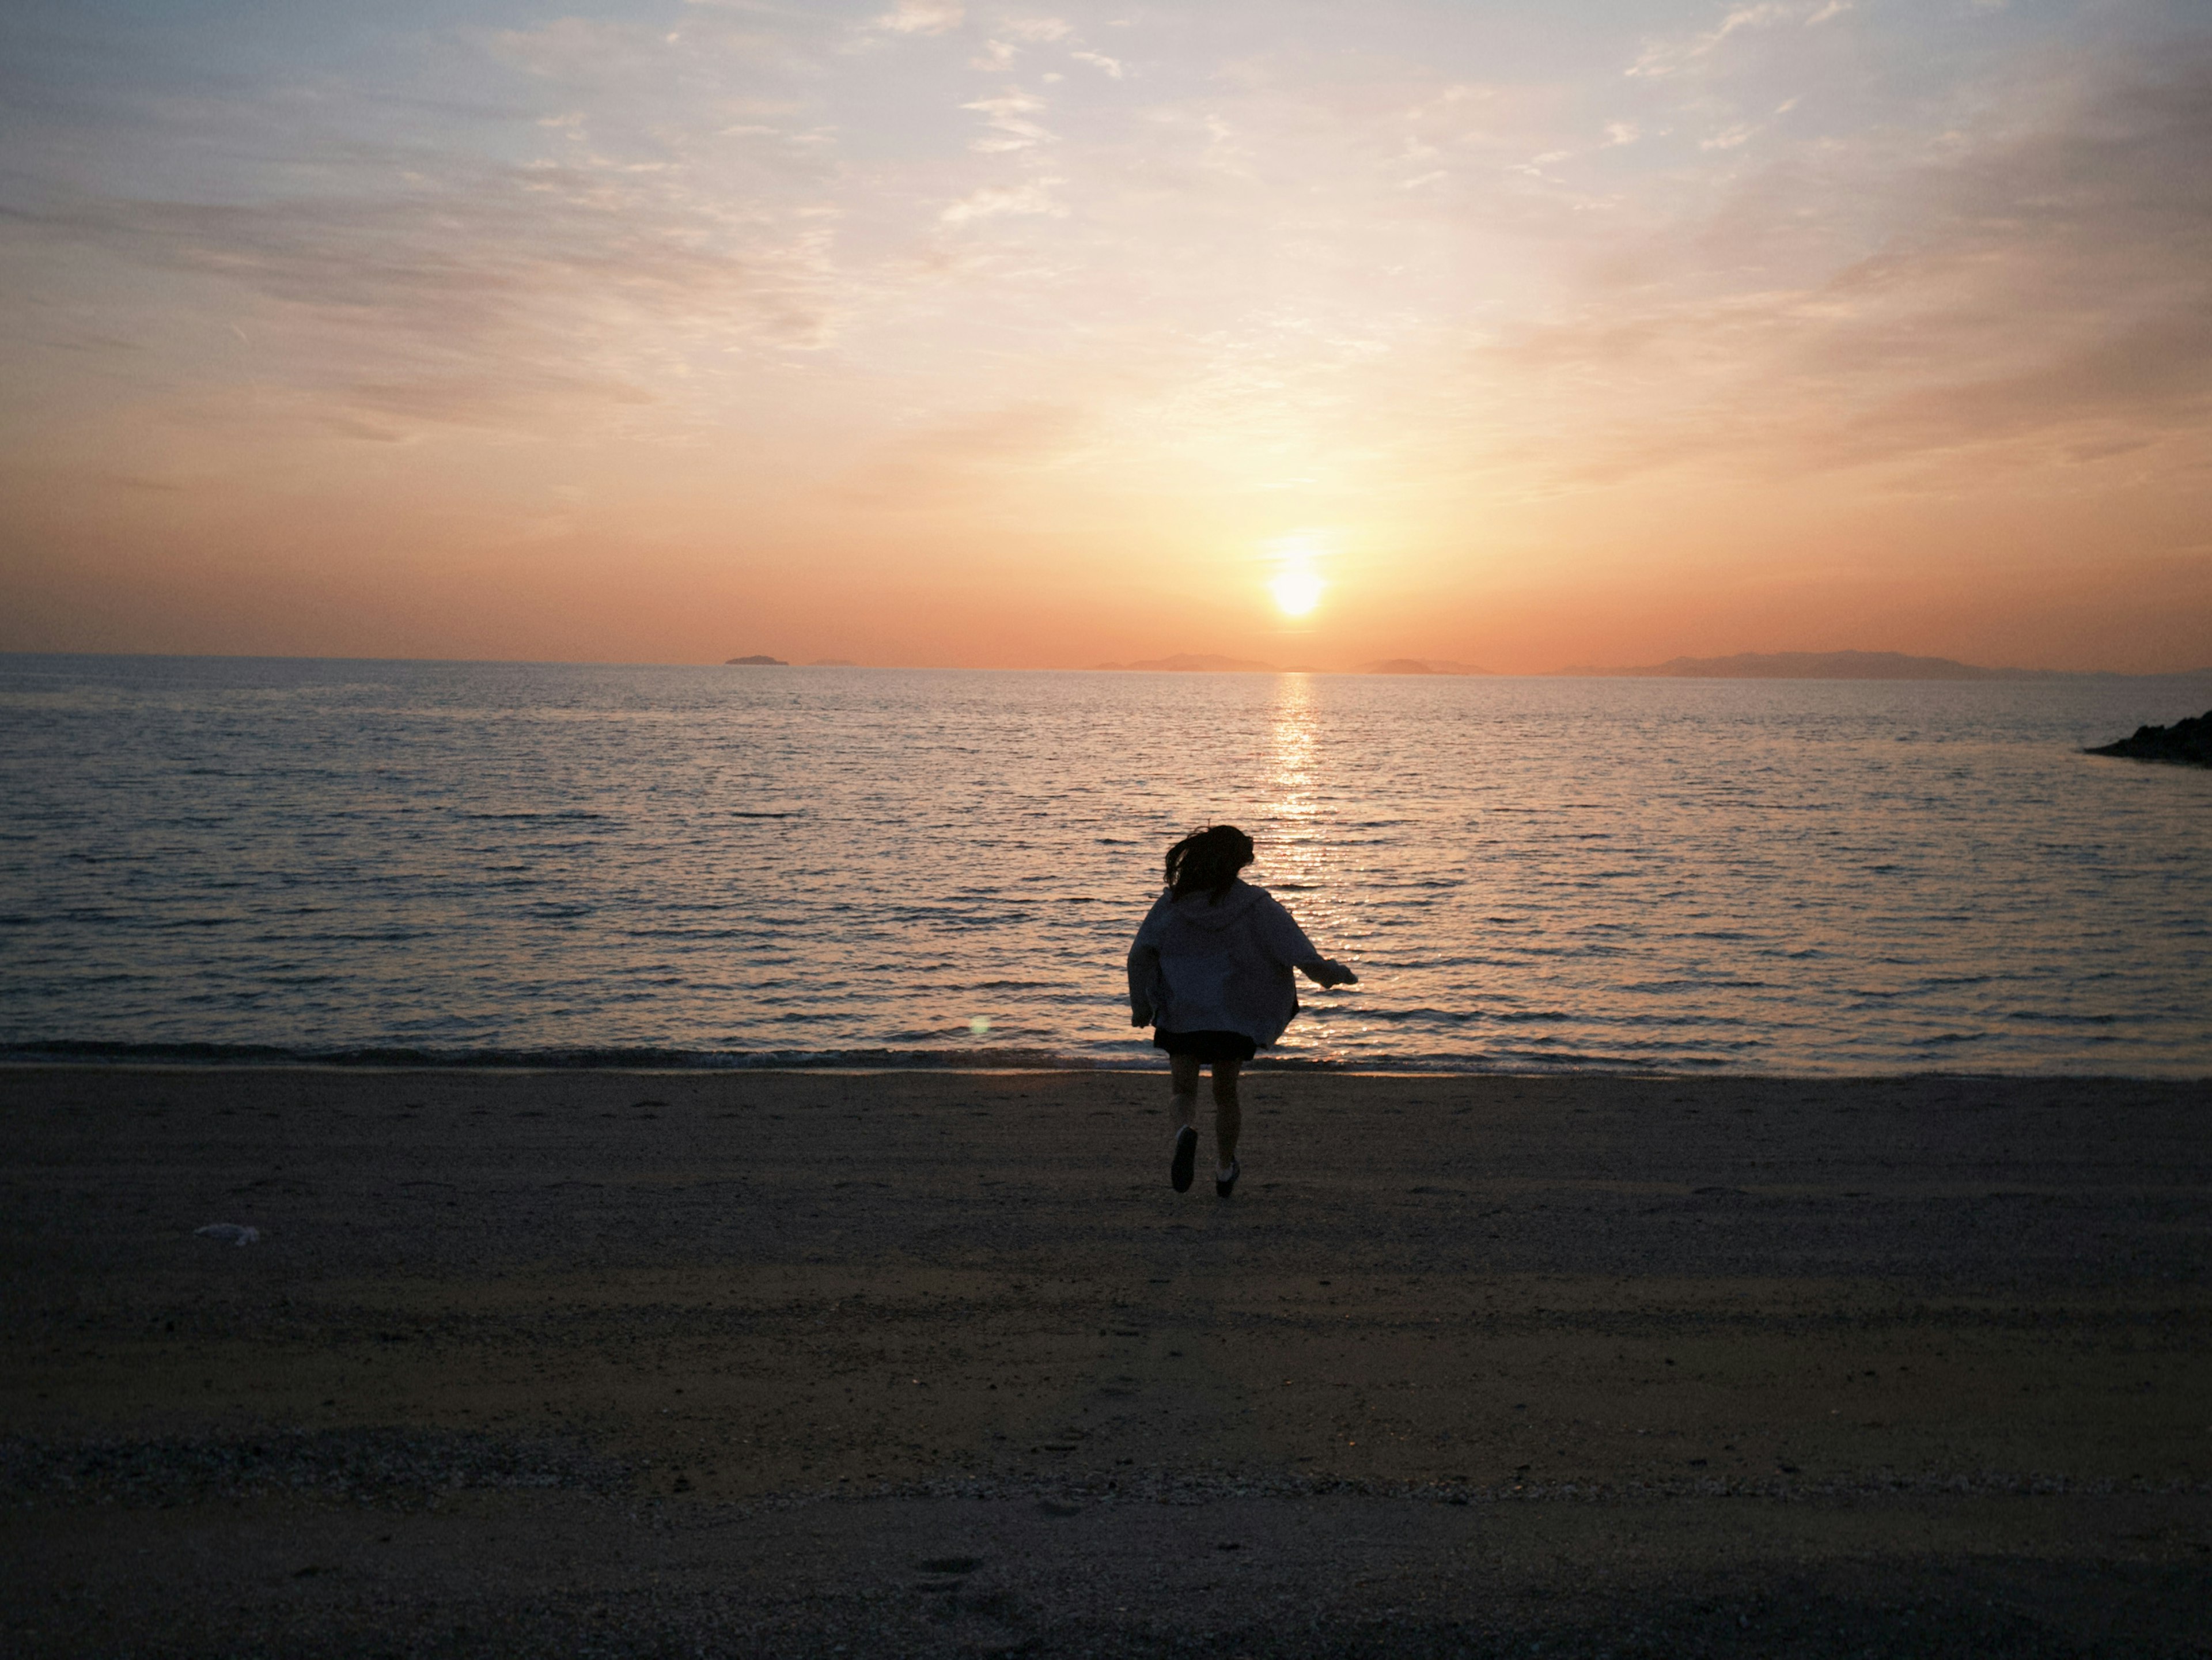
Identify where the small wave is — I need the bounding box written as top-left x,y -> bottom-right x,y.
1619,978 -> 1771,992
1346,1006 -> 1472,1024
461,811 -> 609,822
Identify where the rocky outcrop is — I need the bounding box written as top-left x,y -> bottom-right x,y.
2085,710 -> 2212,767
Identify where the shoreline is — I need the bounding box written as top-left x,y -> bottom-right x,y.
6,1048 -> 2206,1081
5,1064 -> 2207,1656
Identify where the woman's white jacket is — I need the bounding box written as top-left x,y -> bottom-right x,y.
1128,880 -> 1320,1048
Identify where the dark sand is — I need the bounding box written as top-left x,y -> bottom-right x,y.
3,1065 -> 2208,1657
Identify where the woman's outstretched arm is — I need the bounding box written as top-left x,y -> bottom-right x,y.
1127,943 -> 1162,1026
1297,958 -> 1359,988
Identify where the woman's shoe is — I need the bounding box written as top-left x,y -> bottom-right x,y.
1171,1126 -> 1198,1193
1215,1158 -> 1240,1198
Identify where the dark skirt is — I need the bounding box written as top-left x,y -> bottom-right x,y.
1153,1028 -> 1257,1064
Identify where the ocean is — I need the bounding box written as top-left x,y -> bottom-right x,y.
2,653 -> 2207,1075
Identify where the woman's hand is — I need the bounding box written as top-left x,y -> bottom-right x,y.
1302,959 -> 1359,988
1130,999 -> 1154,1027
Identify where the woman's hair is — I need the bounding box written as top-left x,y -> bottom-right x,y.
1165,824 -> 1255,903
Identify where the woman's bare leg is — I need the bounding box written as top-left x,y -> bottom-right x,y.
1210,1058 -> 1242,1170
1169,1054 -> 1202,1132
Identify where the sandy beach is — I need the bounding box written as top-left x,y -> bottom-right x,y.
3,1064 -> 2207,1656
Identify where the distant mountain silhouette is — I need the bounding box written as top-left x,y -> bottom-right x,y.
725,654 -> 787,665
1552,650 -> 2096,681
1093,653 -> 1278,672
1359,657 -> 1494,676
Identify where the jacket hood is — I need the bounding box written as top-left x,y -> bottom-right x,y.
1166,879 -> 1263,931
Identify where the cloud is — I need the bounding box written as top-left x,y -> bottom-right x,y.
1003,18 -> 1071,43
1070,50 -> 1124,78
1486,46 -> 2212,483
938,177 -> 1067,222
1,156 -> 843,436
489,13 -> 809,89
1627,1 -> 1835,80
871,2 -> 964,36
341,369 -> 658,430
961,88 -> 1054,150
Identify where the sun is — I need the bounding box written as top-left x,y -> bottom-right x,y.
1270,570 -> 1324,617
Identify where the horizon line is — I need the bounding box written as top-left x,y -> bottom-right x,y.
7,648 -> 2212,680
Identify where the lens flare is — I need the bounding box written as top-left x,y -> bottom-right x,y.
1271,570 -> 1324,616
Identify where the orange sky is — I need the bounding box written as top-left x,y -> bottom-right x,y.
3,0 -> 2209,672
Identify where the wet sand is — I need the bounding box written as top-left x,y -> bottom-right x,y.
3,1065 -> 2208,1657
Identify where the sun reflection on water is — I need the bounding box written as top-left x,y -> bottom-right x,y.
1267,672 -> 1319,875
1263,672 -> 1347,1059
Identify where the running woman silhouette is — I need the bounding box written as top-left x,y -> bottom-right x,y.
1126,825 -> 1357,1196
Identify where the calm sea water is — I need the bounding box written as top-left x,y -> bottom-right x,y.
2,653 -> 2207,1075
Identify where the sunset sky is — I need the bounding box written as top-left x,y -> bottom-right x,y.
3,0 -> 2208,671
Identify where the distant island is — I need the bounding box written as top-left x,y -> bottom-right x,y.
1552,650 -> 2111,681
724,654 -> 787,666
2085,710 -> 2212,768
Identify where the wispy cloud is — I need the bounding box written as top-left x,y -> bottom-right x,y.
1486,48 -> 2212,483
1628,1 -> 1841,80
939,177 -> 1067,222
870,2 -> 965,37
961,88 -> 1054,151
3,153 -> 844,437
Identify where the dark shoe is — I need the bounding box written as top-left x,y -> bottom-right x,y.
1171,1126 -> 1198,1193
1215,1158 -> 1240,1198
